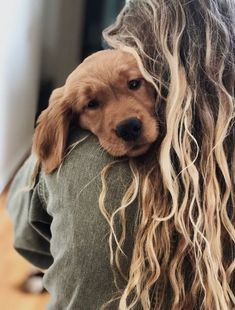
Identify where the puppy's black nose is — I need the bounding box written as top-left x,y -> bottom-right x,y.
116,118 -> 142,141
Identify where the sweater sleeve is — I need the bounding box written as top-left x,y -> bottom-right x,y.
7,154 -> 53,270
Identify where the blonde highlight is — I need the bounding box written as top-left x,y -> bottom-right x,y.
99,0 -> 235,309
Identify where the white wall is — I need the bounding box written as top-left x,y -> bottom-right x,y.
0,0 -> 44,192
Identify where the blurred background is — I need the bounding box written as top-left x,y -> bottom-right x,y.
0,0 -> 125,309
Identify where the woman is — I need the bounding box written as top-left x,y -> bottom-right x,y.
8,0 -> 235,309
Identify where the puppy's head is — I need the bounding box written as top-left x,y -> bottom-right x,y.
33,50 -> 158,173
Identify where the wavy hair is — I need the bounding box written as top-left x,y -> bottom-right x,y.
99,0 -> 235,309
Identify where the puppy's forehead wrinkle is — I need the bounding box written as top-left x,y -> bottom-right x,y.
76,77 -> 124,101
77,80 -> 111,100
105,83 -> 118,100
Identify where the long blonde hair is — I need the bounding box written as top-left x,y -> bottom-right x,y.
100,0 -> 235,309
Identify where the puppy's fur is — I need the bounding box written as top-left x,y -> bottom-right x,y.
33,50 -> 158,173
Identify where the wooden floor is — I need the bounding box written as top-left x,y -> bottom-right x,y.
0,187 -> 49,310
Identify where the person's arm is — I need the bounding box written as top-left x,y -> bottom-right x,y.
7,131 -> 138,309
7,155 -> 53,269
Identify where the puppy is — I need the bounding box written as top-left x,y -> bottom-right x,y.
33,49 -> 158,173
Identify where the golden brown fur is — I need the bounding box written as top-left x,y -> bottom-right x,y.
33,49 -> 158,173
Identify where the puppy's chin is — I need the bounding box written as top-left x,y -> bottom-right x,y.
100,141 -> 152,158
126,143 -> 151,157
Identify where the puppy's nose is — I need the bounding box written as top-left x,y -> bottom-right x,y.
116,118 -> 142,141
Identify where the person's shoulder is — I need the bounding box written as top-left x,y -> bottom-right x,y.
66,127 -> 113,168
46,127 -> 131,186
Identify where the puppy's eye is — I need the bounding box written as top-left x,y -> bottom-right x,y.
128,79 -> 142,90
87,100 -> 100,109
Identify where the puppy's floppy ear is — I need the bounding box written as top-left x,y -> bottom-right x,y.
33,86 -> 73,174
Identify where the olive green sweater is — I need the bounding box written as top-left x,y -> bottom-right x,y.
7,129 -> 139,310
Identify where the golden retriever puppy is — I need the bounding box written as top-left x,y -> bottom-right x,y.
33,49 -> 158,173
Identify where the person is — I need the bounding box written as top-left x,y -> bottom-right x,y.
7,0 -> 235,309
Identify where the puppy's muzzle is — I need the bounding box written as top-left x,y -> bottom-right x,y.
116,118 -> 142,142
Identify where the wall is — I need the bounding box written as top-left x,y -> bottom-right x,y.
0,0 -> 85,192
0,0 -> 44,192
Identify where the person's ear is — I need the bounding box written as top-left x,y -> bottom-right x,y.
32,86 -> 73,174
